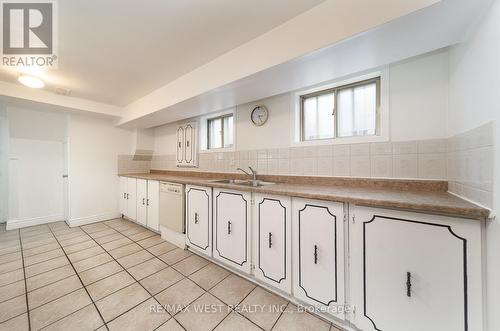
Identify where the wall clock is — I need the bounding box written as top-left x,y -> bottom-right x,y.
251,105 -> 269,126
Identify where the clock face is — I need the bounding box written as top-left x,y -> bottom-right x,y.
251,105 -> 269,126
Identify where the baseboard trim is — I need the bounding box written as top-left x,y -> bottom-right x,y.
68,212 -> 122,227
6,214 -> 64,230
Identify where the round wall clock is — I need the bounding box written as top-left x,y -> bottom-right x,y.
251,105 -> 269,126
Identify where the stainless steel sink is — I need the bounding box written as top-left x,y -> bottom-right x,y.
210,179 -> 275,187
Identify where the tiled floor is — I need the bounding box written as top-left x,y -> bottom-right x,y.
0,219 -> 343,331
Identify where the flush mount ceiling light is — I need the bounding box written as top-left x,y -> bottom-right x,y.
18,75 -> 45,88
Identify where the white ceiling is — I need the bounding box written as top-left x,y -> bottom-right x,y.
0,0 -> 325,106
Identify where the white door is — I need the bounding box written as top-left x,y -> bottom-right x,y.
350,206 -> 482,331
292,198 -> 345,320
254,194 -> 291,293
119,177 -> 128,216
147,180 -> 159,231
184,123 -> 194,166
126,178 -> 137,221
136,179 -> 147,226
176,126 -> 184,166
186,185 -> 212,257
213,189 -> 251,274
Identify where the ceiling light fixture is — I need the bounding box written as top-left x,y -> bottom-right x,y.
18,75 -> 45,88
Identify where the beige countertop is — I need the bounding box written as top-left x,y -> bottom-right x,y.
120,172 -> 490,220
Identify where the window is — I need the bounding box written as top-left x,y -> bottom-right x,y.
207,114 -> 233,149
300,78 -> 380,141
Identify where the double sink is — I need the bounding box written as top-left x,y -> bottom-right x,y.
210,179 -> 275,187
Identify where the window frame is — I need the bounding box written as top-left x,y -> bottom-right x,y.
299,77 -> 381,142
207,113 -> 234,150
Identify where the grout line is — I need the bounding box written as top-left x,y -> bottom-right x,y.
18,228 -> 32,331
46,226 -> 110,331
269,301 -> 289,330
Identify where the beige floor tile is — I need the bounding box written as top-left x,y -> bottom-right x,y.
147,242 -> 177,256
81,223 -> 109,234
107,297 -> 170,330
330,324 -> 344,331
0,268 -> 24,287
210,274 -> 256,306
121,226 -> 147,236
26,265 -> 75,291
137,236 -> 164,249
0,295 -> 26,323
59,235 -> 91,247
189,263 -> 230,290
79,260 -> 123,286
176,292 -> 229,331
62,240 -> 98,255
117,250 -> 154,269
127,258 -> 168,280
29,288 -> 91,330
56,230 -> 86,242
67,246 -> 105,263
95,283 -> 150,322
214,312 -> 262,331
129,230 -> 157,242
22,237 -> 57,250
0,280 -> 25,303
101,237 -> 133,251
108,243 -> 143,259
272,304 -> 331,331
42,304 -> 104,331
239,287 -> 287,330
24,256 -> 69,278
0,244 -> 21,257
158,248 -> 192,265
172,254 -> 209,276
22,242 -> 60,257
0,312 -> 29,331
28,275 -> 82,309
73,253 -> 113,273
155,318 -> 185,331
0,259 -> 23,274
23,248 -> 64,266
155,278 -> 205,315
94,232 -> 125,245
140,267 -> 184,295
0,251 -> 22,264
87,271 -> 135,301
89,228 -> 117,239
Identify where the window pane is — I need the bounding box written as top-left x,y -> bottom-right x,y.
208,118 -> 222,149
302,93 -> 334,140
223,115 -> 233,147
337,82 -> 377,137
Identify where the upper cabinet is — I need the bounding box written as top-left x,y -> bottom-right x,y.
176,122 -> 198,168
349,206 -> 482,331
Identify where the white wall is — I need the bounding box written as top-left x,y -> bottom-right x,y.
0,108 -> 8,223
447,1 -> 500,330
67,114 -> 134,226
154,49 -> 449,152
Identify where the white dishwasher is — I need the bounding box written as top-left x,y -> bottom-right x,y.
159,182 -> 185,234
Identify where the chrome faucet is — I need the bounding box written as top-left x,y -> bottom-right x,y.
237,166 -> 258,182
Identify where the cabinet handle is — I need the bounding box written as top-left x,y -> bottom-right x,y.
406,272 -> 412,297
126,193 -> 129,199
227,221 -> 232,235
194,212 -> 199,224
142,198 -> 145,205
186,140 -> 190,147
178,142 -> 181,148
147,199 -> 149,206
268,232 -> 272,248
123,193 -> 126,199
314,245 -> 318,264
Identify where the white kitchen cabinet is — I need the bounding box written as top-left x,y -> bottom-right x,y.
292,198 -> 345,320
146,180 -> 160,231
121,177 -> 136,221
349,206 -> 482,331
213,188 -> 251,274
253,194 -> 291,293
176,122 -> 198,168
136,179 -> 147,226
186,185 -> 212,257
119,176 -> 127,215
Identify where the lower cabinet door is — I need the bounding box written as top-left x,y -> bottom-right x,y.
126,178 -> 137,221
136,179 -> 147,226
119,177 -> 127,215
350,206 -> 482,331
292,198 -> 345,320
146,180 -> 159,231
253,194 -> 291,293
186,185 -> 212,257
213,189 -> 251,274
